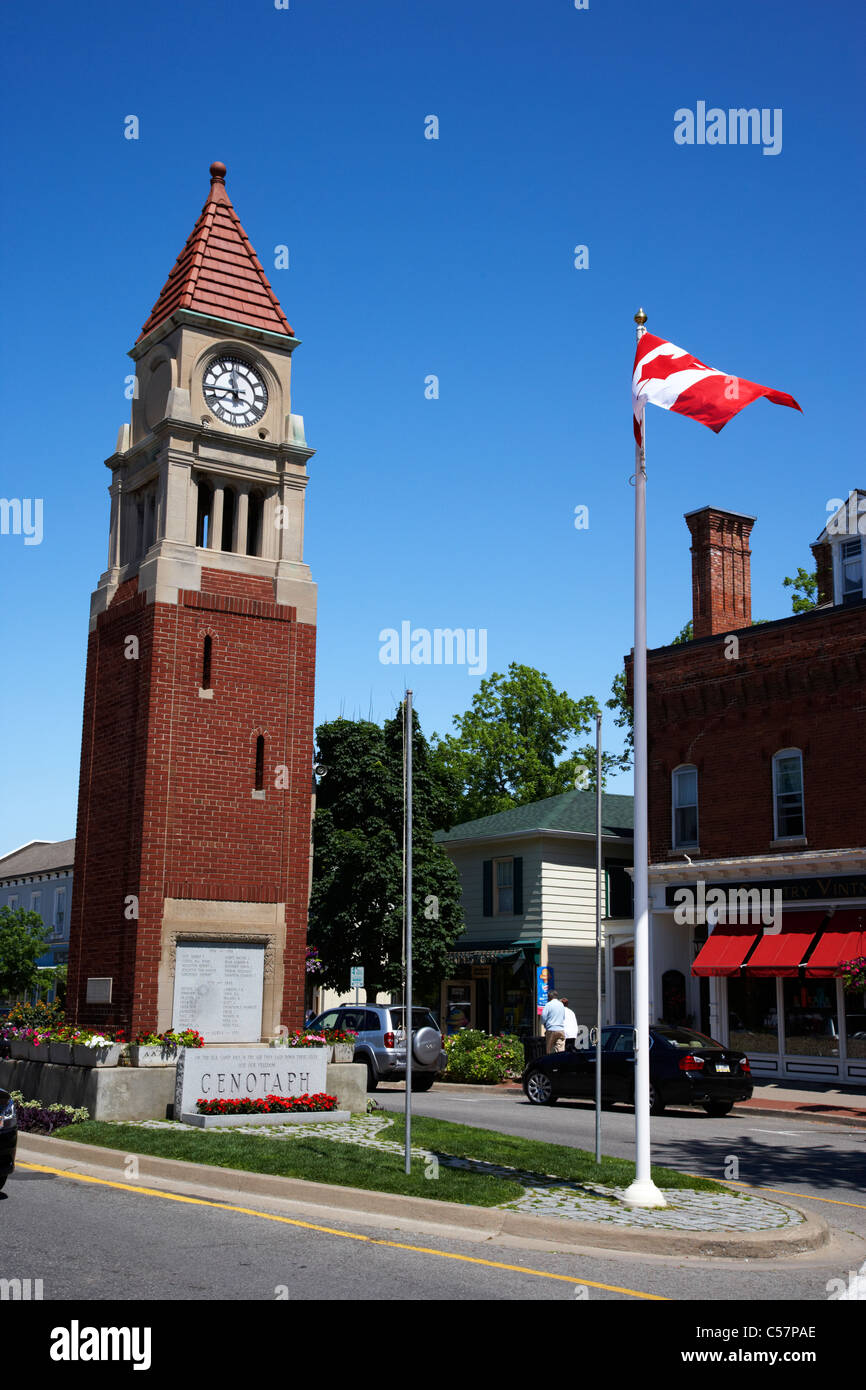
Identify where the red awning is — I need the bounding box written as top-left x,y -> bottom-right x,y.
743,912 -> 826,978
804,912 -> 866,978
692,925 -> 760,977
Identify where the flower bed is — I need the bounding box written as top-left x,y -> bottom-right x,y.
1,1021 -> 203,1066
133,1028 -> 204,1049
443,1031 -> 524,1084
282,1031 -> 329,1048
196,1092 -> 338,1116
9,1090 -> 89,1134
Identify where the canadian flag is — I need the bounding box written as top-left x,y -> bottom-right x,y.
633,332 -> 801,445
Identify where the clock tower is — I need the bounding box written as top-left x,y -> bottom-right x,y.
67,162 -> 317,1040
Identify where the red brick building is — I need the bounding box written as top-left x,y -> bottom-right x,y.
630,494 -> 866,1085
67,163 -> 317,1041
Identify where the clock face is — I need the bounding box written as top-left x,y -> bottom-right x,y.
202,355 -> 268,427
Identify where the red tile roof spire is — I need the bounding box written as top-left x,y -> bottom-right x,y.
137,161 -> 293,342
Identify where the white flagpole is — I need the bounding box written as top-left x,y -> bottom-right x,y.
624,308 -> 666,1209
404,689 -> 413,1175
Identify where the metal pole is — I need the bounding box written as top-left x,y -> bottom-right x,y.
623,308 -> 666,1208
404,690 -> 413,1175
594,710 -> 603,1165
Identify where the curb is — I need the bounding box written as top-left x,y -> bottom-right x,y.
733,1103 -> 866,1129
15,1132 -> 829,1260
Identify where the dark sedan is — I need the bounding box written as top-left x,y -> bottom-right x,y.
0,1089 -> 17,1189
522,1024 -> 753,1116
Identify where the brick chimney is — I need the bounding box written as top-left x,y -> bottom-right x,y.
685,506 -> 756,638
810,538 -> 833,606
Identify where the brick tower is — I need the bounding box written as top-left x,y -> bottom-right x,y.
67,162 -> 317,1042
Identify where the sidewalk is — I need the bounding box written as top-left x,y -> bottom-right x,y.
734,1079 -> 866,1127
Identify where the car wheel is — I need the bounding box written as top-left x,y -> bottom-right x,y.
525,1068 -> 557,1105
411,1074 -> 435,1092
703,1101 -> 734,1117
365,1060 -> 379,1092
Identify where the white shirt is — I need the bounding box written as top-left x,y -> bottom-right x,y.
562,1008 -> 579,1039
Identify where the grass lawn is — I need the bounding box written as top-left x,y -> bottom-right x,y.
386,1114 -> 729,1194
55,1120 -> 523,1207
53,1111 -> 730,1206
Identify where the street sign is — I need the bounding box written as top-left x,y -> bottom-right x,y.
350,967 -> 364,988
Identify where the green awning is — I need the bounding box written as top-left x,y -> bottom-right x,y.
446,944 -> 538,966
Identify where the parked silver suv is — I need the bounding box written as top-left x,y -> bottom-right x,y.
307,1003 -> 446,1092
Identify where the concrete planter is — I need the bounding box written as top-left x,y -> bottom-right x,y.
129,1044 -> 178,1068
181,1109 -> 351,1129
49,1042 -> 75,1065
73,1043 -> 122,1068
333,1043 -> 354,1063
9,1040 -> 29,1060
28,1043 -> 49,1062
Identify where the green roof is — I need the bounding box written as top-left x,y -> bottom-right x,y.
436,790 -> 634,844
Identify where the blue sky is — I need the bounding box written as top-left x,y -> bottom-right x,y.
1,0 -> 863,852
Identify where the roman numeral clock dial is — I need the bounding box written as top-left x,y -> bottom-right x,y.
202,355 -> 268,427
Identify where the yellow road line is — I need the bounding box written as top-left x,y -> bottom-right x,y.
17,1161 -> 665,1300
722,1179 -> 866,1211
681,1168 -> 866,1211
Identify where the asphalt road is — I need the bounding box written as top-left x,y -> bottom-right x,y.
2,1104 -> 864,1306
373,1084 -> 866,1244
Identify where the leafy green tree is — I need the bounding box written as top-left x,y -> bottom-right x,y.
0,907 -> 51,998
671,619 -> 693,644
309,709 -> 464,997
430,663 -> 602,820
604,669 -> 634,775
783,566 -> 818,613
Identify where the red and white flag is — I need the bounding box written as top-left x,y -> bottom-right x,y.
633,332 -> 801,444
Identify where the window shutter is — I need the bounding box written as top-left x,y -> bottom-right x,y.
513,857 -> 523,916
482,860 -> 493,917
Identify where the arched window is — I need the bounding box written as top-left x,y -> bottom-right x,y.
672,765 -> 698,849
772,749 -> 805,839
195,480 -> 213,548
254,735 -> 265,792
246,490 -> 263,557
202,636 -> 212,691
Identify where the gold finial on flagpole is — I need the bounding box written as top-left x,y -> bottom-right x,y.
634,307 -> 647,326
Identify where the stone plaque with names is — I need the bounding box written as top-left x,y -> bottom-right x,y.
171,941 -> 265,1043
175,1047 -> 328,1118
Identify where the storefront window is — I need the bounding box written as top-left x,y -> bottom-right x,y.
727,976 -> 779,1054
442,982 -> 474,1035
612,941 -> 633,1024
844,986 -> 866,1060
492,954 -> 534,1035
783,978 -> 839,1057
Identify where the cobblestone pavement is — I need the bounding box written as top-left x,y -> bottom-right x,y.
126,1113 -> 802,1232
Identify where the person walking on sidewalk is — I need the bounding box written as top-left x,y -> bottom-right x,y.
541,990 -> 567,1053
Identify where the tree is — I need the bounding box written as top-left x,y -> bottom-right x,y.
0,907 -> 51,998
308,709 -> 464,997
429,663 -> 604,820
783,566 -> 818,613
671,619 -> 693,644
604,669 -> 634,775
